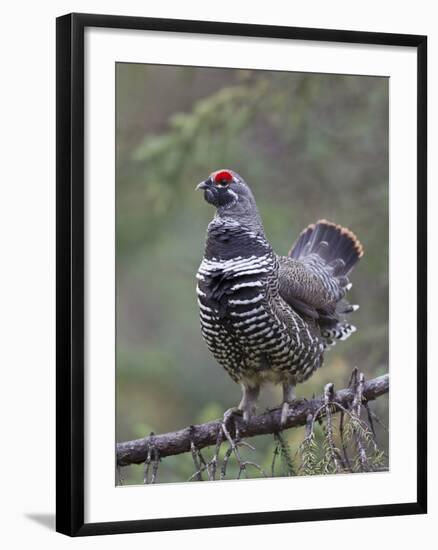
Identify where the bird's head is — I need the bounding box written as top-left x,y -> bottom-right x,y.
196,169 -> 264,233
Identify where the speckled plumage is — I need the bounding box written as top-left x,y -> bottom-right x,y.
196,169 -> 363,421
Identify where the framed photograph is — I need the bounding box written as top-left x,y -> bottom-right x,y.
56,12 -> 427,536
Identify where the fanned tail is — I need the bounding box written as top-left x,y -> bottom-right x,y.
289,220 -> 363,347
289,219 -> 364,276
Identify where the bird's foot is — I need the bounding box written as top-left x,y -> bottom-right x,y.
280,401 -> 291,428
280,398 -> 308,427
221,407 -> 243,446
238,384 -> 259,424
222,406 -> 243,426
280,382 -> 296,428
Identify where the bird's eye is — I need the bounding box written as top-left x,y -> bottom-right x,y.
214,170 -> 233,186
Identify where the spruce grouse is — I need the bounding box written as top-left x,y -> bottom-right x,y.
196,169 -> 363,425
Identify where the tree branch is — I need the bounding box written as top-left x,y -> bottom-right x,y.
117,373 -> 388,467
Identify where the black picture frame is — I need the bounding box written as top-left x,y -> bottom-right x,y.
56,12 -> 427,537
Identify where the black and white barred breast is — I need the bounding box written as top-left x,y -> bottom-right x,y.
196,218 -> 325,386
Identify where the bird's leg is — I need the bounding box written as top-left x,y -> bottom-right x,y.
238,383 -> 260,423
221,384 -> 259,451
281,382 -> 296,427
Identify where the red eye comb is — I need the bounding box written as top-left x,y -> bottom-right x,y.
214,170 -> 233,184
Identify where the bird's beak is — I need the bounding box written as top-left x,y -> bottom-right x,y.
196,180 -> 209,191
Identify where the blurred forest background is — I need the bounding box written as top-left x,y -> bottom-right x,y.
116,63 -> 389,485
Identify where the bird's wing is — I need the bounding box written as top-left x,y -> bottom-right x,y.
277,256 -> 343,321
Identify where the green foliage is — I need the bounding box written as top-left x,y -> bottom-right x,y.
299,431 -> 319,476
294,403 -> 387,477
343,412 -> 387,472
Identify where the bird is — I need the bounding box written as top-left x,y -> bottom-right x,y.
196,169 -> 363,426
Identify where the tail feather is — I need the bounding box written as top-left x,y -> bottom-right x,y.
322,323 -> 357,347
289,219 -> 364,276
